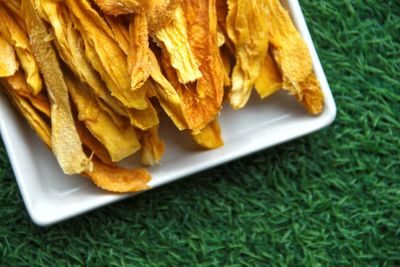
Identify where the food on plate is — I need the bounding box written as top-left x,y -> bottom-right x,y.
226,0 -> 269,109
154,5 -> 202,84
159,0 -> 225,133
92,0 -> 150,16
22,0 -> 92,175
192,119 -> 224,149
255,52 -> 282,99
0,0 -> 324,192
0,35 -> 18,77
266,0 -> 324,114
0,4 -> 42,95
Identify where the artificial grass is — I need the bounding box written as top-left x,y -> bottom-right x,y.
0,0 -> 399,266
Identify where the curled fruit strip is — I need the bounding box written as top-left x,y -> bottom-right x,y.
65,73 -> 142,162
0,3 -> 42,95
155,6 -> 202,84
255,53 -> 282,99
159,0 -> 225,133
226,0 -> 269,109
65,0 -> 148,110
267,0 -> 324,114
2,72 -> 151,193
22,0 -> 92,175
192,119 -> 224,149
0,35 -> 18,78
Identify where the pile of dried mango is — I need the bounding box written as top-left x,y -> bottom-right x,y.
0,0 -> 324,192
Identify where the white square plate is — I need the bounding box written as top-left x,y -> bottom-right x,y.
0,0 -> 336,226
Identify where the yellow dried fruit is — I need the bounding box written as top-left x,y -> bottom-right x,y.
0,3 -> 42,95
28,92 -> 51,118
0,35 -> 18,77
155,6 -> 202,84
92,0 -> 149,16
35,0 -> 128,123
1,78 -> 51,147
216,0 -> 234,53
3,70 -> 51,117
3,71 -> 31,98
146,0 -> 182,34
87,159 -> 151,193
159,0 -> 224,132
128,13 -> 151,91
147,52 -> 188,131
216,0 -> 228,33
140,126 -> 165,166
226,0 -> 269,109
297,73 -> 324,115
92,0 -> 182,34
75,120 -> 113,165
2,1 -> 28,37
123,98 -> 159,131
266,0 -> 324,114
65,73 -> 141,162
192,119 -> 223,149
22,0 -> 92,174
65,0 -> 147,109
106,16 -> 130,56
4,77 -> 150,193
255,53 -> 282,99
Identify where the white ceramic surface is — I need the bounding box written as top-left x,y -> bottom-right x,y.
0,0 -> 336,226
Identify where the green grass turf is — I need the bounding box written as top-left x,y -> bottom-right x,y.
0,1 -> 399,266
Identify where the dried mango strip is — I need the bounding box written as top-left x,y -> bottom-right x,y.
215,1 -> 233,88
65,0 -> 147,109
92,0 -> 149,16
297,73 -> 324,115
28,92 -> 51,118
2,79 -> 51,149
1,1 -> 27,36
3,75 -> 111,164
124,102 -> 159,131
266,0 -> 324,114
92,0 -> 181,34
166,0 -> 224,132
36,0 -> 127,122
146,0 -> 182,34
0,35 -> 18,77
125,15 -> 161,131
128,14 -> 151,91
155,6 -> 202,84
65,74 -> 141,162
75,120 -> 113,165
3,70 -> 31,98
255,52 -> 282,99
102,15 -> 159,130
216,0 -> 234,53
192,119 -> 223,149
147,51 -> 188,131
106,16 -> 130,55
216,0 -> 228,34
3,78 -> 150,192
126,18 -> 160,130
0,4 -> 42,95
140,126 -> 165,166
87,159 -> 150,193
226,0 -> 269,109
95,99 -> 129,130
22,0 -> 92,174
3,70 -> 51,117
